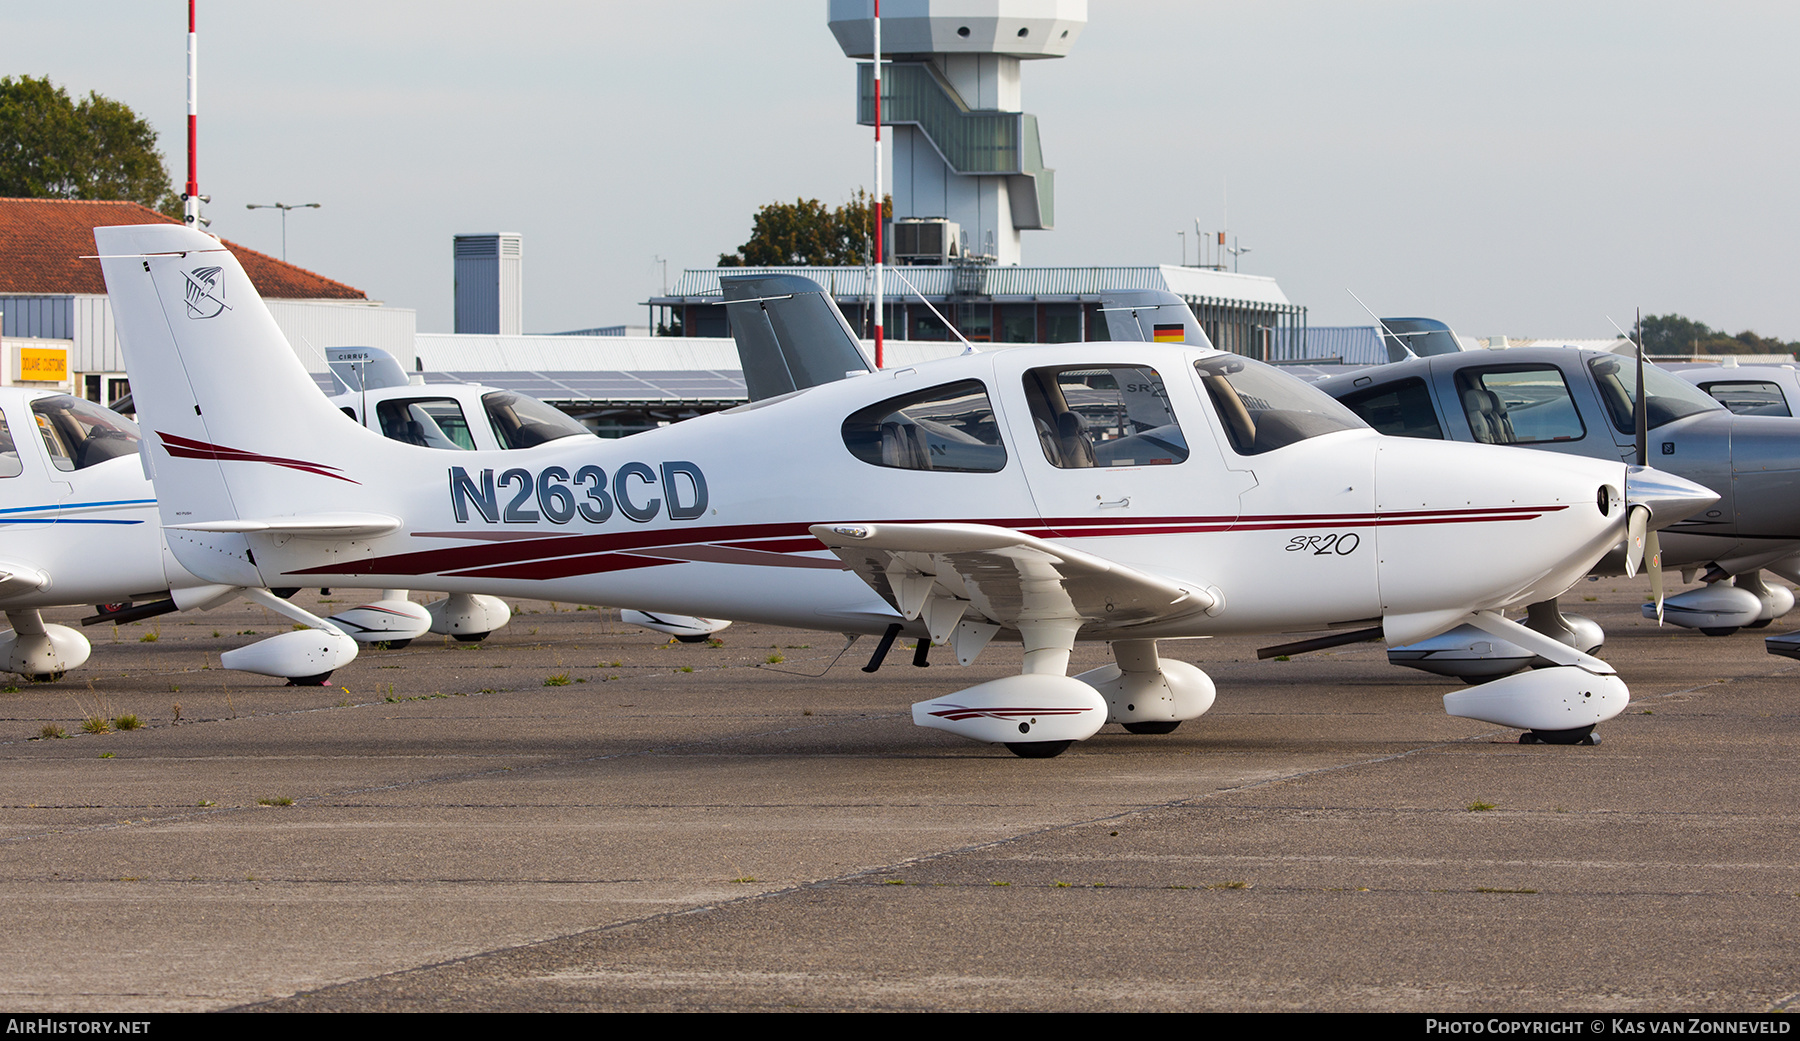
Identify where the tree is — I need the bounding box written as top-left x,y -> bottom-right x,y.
0,76 -> 181,217
1640,313 -> 1800,357
718,189 -> 891,267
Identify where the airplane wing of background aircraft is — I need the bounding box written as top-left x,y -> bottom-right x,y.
98,225 -> 1715,755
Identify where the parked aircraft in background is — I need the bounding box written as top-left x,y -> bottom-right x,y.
1668,359 -> 1800,418
1099,298 -> 1800,677
0,388 -> 248,680
99,226 -> 1714,755
321,346 -> 731,647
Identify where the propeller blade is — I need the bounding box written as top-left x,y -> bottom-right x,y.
1625,504 -> 1648,578
1635,308 -> 1648,467
1647,528 -> 1665,625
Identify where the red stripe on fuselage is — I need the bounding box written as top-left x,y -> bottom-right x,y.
283,505 -> 1569,580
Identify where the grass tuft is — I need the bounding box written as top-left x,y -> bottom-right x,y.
543,673 -> 572,687
112,713 -> 143,731
80,716 -> 110,735
38,723 -> 65,740
1466,801 -> 1497,812
256,796 -> 294,807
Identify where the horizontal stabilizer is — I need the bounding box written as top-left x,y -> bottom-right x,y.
167,512 -> 402,538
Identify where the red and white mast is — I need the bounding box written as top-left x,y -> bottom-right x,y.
183,0 -> 203,229
871,0 -> 883,369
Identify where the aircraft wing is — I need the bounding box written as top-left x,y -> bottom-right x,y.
0,560 -> 51,600
809,522 -> 1219,650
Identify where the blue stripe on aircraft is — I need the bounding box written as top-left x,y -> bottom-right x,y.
0,518 -> 145,525
0,498 -> 157,516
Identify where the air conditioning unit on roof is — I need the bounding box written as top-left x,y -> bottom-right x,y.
891,218 -> 961,266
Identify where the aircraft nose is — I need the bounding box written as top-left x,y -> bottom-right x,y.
1624,465 -> 1718,530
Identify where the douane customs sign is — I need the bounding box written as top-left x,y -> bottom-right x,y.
16,346 -> 67,384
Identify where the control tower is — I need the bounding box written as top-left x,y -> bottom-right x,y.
828,0 -> 1086,266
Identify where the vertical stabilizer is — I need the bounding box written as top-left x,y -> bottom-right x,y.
1098,290 -> 1214,348
722,274 -> 873,401
95,223 -> 388,586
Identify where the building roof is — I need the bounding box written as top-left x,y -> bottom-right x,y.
0,198 -> 367,300
658,263 -> 1294,308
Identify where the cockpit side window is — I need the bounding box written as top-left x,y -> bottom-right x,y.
842,380 -> 1007,473
1336,377 -> 1443,439
1697,380 -> 1790,417
30,394 -> 141,472
1589,357 -> 1724,433
376,397 -> 477,450
1453,366 -> 1585,445
0,416 -> 21,478
1194,355 -> 1365,456
1020,365 -> 1188,468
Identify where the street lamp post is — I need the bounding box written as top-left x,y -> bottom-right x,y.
245,202 -> 320,262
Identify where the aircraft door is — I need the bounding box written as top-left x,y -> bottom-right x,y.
1430,360 -> 1611,461
994,353 -> 1244,549
1187,353 -> 1381,622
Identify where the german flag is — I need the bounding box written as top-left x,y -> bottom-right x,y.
1152,323 -> 1185,343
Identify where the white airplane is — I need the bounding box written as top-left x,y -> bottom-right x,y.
319,346 -> 732,647
98,224 -> 1715,755
0,387 -> 251,679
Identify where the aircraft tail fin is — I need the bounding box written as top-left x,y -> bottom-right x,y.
1097,290 -> 1213,348
326,345 -> 413,394
722,274 -> 873,401
95,223 -> 392,587
1377,317 -> 1466,361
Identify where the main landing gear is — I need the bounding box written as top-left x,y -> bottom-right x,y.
910,628 -> 1216,759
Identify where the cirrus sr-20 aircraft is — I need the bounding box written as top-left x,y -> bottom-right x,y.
96,223 -> 1715,756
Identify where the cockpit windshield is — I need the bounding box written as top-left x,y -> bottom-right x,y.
481,392 -> 592,449
31,395 -> 140,472
1589,357 -> 1724,434
1194,354 -> 1366,455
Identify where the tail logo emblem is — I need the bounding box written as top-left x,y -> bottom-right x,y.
182,266 -> 230,320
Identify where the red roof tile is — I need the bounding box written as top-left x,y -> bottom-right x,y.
0,198 -> 367,300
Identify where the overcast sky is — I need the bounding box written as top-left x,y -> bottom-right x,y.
5,2 -> 1796,339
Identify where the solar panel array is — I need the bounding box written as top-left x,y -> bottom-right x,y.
311,370 -> 750,405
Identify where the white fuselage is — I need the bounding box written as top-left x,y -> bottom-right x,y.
202,344 -> 1628,643
0,389 -> 190,610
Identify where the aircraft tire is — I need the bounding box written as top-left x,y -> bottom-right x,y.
451,631 -> 491,644
380,639 -> 412,650
1122,721 -> 1181,735
675,633 -> 711,644
1519,724 -> 1598,746
285,672 -> 334,687
1746,619 -> 1773,629
1699,627 -> 1740,637
30,672 -> 63,683
1006,740 -> 1073,759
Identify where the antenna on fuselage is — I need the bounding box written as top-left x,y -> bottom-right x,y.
886,265 -> 977,354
